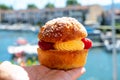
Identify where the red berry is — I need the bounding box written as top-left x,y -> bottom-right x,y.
81,38 -> 92,49
38,41 -> 54,50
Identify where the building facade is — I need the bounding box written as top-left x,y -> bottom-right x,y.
103,9 -> 120,25
0,6 -> 88,25
85,5 -> 104,26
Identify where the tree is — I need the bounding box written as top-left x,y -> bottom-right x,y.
66,0 -> 80,6
45,3 -> 55,8
27,4 -> 38,9
0,4 -> 12,10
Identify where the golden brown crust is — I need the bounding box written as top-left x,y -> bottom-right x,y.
37,17 -> 89,70
37,48 -> 88,70
38,17 -> 87,43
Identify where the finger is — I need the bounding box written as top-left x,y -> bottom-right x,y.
39,65 -> 51,71
67,67 -> 86,80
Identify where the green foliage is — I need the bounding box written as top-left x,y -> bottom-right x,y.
45,3 -> 55,8
66,0 -> 80,6
0,4 -> 13,10
10,55 -> 39,66
37,21 -> 43,27
99,25 -> 120,34
25,56 -> 39,66
27,4 -> 38,9
116,23 -> 120,27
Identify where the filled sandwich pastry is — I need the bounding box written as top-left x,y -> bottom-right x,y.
37,17 -> 92,70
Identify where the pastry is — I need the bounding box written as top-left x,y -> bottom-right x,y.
37,17 -> 92,70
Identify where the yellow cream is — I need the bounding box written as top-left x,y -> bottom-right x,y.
54,39 -> 84,50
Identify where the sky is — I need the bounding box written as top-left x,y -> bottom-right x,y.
0,0 -> 120,10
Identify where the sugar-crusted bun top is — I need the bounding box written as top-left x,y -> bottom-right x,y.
38,17 -> 87,43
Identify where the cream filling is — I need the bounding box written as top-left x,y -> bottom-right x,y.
54,39 -> 84,50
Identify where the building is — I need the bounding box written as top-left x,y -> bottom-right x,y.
103,9 -> 120,25
1,10 -> 15,23
0,5 -> 88,24
1,9 -> 41,24
0,9 -> 4,23
85,5 -> 104,27
115,9 -> 120,23
40,6 -> 88,24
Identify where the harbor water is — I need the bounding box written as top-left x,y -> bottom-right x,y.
0,30 -> 120,80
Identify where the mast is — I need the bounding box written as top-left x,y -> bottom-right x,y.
111,0 -> 117,80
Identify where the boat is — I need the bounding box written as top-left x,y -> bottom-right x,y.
8,37 -> 38,54
101,31 -> 120,52
8,44 -> 38,54
104,39 -> 120,52
7,37 -> 38,65
85,26 -> 103,47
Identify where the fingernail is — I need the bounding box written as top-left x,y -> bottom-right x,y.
81,67 -> 86,74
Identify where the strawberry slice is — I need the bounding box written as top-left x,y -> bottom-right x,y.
81,38 -> 92,49
38,41 -> 54,50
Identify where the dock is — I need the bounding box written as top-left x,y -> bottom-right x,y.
92,42 -> 104,47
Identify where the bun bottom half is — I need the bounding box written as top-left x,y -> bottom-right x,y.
37,48 -> 88,70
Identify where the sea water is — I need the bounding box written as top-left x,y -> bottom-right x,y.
79,48 -> 120,80
0,30 -> 120,80
0,30 -> 38,61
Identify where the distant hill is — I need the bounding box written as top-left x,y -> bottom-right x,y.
103,3 -> 120,10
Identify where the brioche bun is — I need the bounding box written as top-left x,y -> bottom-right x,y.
38,17 -> 87,43
37,17 -> 89,70
37,48 -> 88,70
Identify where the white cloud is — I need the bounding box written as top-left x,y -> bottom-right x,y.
79,0 -> 120,6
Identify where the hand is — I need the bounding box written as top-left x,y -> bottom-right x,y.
0,61 -> 86,80
23,65 -> 86,80
0,61 -> 29,80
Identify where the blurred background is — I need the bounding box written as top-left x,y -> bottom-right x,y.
0,0 -> 120,80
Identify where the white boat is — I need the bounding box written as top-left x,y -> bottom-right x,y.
104,39 -> 120,52
8,37 -> 38,54
7,37 -> 39,65
8,44 -> 38,54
